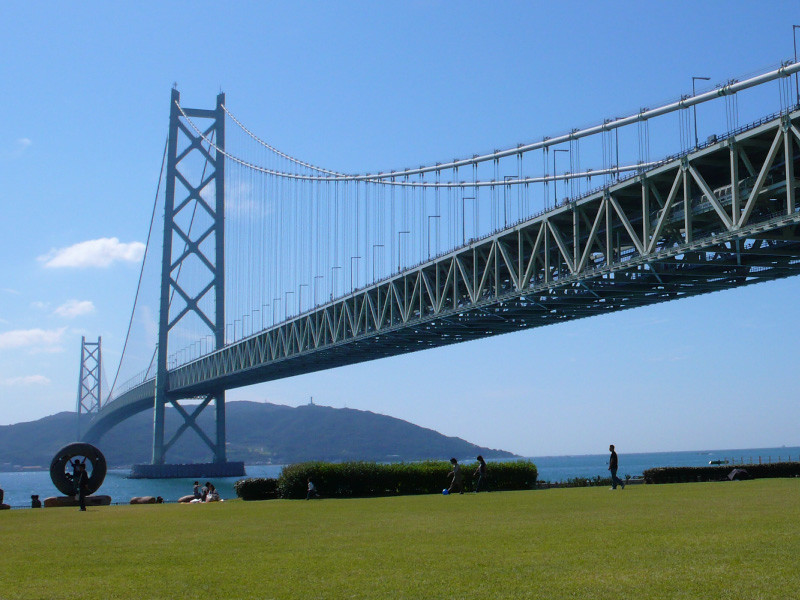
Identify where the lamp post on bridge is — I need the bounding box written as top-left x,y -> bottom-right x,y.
503,175 -> 517,225
273,298 -> 281,324
460,198 -> 474,245
692,76 -> 711,148
284,291 -> 294,319
350,256 -> 361,291
427,215 -> 440,258
298,283 -> 309,314
553,149 -> 569,208
313,275 -> 324,306
397,231 -> 410,271
372,244 -> 384,284
331,266 -> 342,299
243,314 -> 252,337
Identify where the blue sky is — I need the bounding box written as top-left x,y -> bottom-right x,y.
1,1 -> 799,456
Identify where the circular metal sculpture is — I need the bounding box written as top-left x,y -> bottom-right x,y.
50,442 -> 107,496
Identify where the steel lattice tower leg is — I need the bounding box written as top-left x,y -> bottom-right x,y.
153,88 -> 226,465
76,336 -> 102,440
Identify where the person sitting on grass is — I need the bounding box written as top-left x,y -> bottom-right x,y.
193,481 -> 202,500
447,458 -> 464,495
205,484 -> 221,502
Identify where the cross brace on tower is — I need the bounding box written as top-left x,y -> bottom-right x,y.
76,336 -> 102,440
152,88 -> 228,467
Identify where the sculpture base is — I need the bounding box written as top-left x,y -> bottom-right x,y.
43,495 -> 112,508
129,462 -> 245,479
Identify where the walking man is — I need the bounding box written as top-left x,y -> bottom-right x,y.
608,444 -> 625,490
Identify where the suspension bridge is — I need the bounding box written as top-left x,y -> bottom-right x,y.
77,61 -> 800,477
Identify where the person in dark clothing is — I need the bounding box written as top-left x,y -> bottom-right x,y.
447,458 -> 464,494
306,478 -> 320,500
609,444 -> 625,490
474,455 -> 489,492
31,495 -> 41,508
70,458 -> 84,481
76,463 -> 89,510
0,484 -> 4,505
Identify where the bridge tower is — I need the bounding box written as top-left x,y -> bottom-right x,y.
76,336 -> 101,439
147,88 -> 237,474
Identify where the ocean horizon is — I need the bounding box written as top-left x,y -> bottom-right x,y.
1,445 -> 797,508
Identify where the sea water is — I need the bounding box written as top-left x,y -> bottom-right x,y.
1,447 -> 797,508
528,446 -> 800,482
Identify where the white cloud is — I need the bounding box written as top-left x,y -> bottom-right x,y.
0,327 -> 67,352
54,299 -> 95,319
39,237 -> 145,269
1,375 -> 50,386
1,288 -> 21,295
3,138 -> 32,158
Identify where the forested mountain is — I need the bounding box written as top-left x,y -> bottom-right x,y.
0,401 -> 515,469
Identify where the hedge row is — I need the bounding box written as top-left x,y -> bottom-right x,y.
235,460 -> 538,500
643,461 -> 800,484
234,476 -> 280,500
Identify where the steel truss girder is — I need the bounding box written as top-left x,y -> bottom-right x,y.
163,109 -> 800,395
90,108 -> 800,439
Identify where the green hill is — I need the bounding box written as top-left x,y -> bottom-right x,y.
0,401 -> 515,469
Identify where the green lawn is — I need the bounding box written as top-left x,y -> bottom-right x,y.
2,479 -> 798,599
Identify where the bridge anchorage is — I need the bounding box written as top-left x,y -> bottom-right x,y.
82,62 -> 800,476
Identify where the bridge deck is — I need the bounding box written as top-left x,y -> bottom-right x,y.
85,108 -> 800,443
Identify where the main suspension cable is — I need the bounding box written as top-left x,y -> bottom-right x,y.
185,61 -> 800,185
222,104 -> 349,177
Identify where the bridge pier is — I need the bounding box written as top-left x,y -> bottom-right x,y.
130,460 -> 244,479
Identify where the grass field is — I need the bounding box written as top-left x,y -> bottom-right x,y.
1,479 -> 798,599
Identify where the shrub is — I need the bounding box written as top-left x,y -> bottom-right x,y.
234,477 -> 280,500
277,461 -> 450,499
643,461 -> 800,484
233,459 -> 538,500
